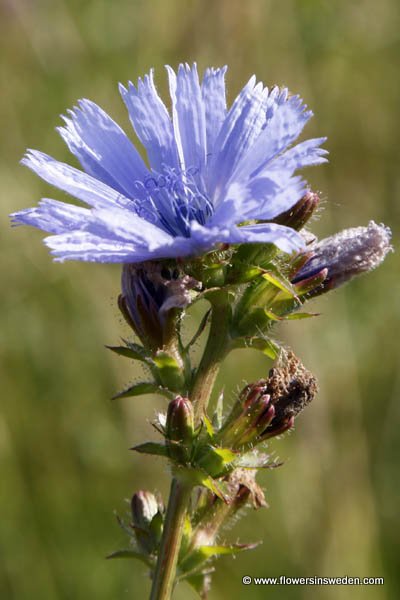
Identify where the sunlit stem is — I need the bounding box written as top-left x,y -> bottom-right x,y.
149,294 -> 231,599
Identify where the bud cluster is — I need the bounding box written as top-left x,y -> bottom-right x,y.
216,351 -> 318,451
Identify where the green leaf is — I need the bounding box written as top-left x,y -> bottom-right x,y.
131,442 -> 168,457
106,549 -> 152,566
112,382 -> 174,400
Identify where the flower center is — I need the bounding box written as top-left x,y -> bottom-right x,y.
133,166 -> 214,237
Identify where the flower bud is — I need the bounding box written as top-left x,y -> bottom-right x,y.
291,221 -> 392,297
215,383 -> 275,450
120,262 -> 198,350
273,191 -> 320,231
131,490 -> 164,554
218,352 -> 317,447
166,396 -> 195,464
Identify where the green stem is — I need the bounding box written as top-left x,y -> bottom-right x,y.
191,293 -> 231,422
150,478 -> 192,600
149,294 -> 231,599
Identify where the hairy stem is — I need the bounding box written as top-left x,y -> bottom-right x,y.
191,293 -> 231,422
150,294 -> 231,599
150,478 -> 192,600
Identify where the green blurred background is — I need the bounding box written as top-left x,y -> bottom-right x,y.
1,1 -> 399,598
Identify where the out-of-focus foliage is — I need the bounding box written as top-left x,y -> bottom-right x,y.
1,1 -> 398,599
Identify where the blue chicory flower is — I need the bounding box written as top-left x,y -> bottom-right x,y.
11,64 -> 327,263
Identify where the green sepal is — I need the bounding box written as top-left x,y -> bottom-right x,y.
226,262 -> 263,284
235,451 -> 283,469
262,271 -> 298,299
264,309 -> 320,321
112,382 -> 175,400
180,543 -> 260,574
195,445 -> 237,478
202,414 -> 215,439
153,351 -> 185,392
131,442 -> 169,457
185,572 -> 213,599
178,468 -> 230,503
231,336 -> 280,359
106,340 -> 152,364
148,511 -> 164,547
178,516 -> 193,559
106,549 -> 152,567
212,392 -> 224,431
184,308 -> 211,351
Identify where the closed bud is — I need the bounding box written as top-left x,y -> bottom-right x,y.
216,383 -> 276,450
120,262 -> 198,350
166,396 -> 194,464
291,221 -> 392,297
273,191 -> 320,231
131,490 -> 164,554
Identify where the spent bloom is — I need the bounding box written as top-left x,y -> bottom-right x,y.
292,221 -> 392,294
11,64 -> 327,262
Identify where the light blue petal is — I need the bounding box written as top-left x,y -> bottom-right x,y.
45,229 -> 195,263
166,64 -> 207,175
119,70 -> 180,172
45,231 -> 148,263
86,207 -> 174,247
263,137 -> 328,176
189,221 -> 304,254
208,76 -> 270,200
245,176 -> 307,220
21,150 -> 140,210
10,198 -> 91,234
201,66 -> 227,158
209,175 -> 305,227
228,222 -> 305,253
233,95 -> 314,181
57,99 -> 149,198
58,119 -> 126,195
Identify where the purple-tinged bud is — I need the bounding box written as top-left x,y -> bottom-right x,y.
131,490 -> 164,554
131,490 -> 160,528
291,221 -> 392,297
273,191 -> 320,231
166,396 -> 195,464
120,262 -> 199,350
215,384 -> 275,450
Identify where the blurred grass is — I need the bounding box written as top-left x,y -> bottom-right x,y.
1,0 -> 399,598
